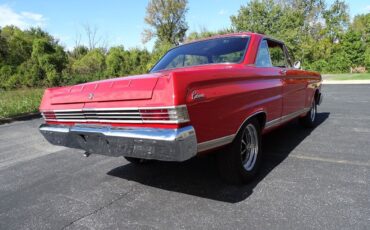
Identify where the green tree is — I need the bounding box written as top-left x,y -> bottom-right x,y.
69,45 -> 89,60
72,49 -> 106,79
340,31 -> 365,68
185,28 -> 233,42
323,0 -> 349,43
0,26 -> 33,66
230,0 -> 284,35
352,13 -> 370,43
143,0 -> 188,45
31,38 -> 67,86
364,47 -> 370,70
105,46 -> 127,76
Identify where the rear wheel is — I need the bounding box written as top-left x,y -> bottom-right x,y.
217,118 -> 262,184
299,99 -> 317,128
124,157 -> 150,165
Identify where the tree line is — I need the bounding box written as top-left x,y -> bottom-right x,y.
0,0 -> 369,90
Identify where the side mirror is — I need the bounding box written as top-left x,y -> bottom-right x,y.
293,61 -> 301,69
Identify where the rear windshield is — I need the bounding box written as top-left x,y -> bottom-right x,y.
150,36 -> 250,72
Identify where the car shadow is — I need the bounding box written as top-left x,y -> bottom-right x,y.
107,112 -> 330,203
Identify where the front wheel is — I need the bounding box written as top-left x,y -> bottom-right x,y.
299,99 -> 317,128
217,118 -> 262,184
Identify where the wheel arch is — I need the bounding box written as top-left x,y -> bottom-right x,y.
233,111 -> 267,140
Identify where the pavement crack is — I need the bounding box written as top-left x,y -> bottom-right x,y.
60,184 -> 135,230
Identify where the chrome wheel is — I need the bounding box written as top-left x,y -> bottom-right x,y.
240,124 -> 259,171
310,101 -> 316,122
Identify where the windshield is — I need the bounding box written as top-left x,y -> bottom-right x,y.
150,36 -> 250,72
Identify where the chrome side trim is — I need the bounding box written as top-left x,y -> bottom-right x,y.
197,111 -> 265,152
197,134 -> 235,152
196,108 -> 310,152
265,107 -> 310,129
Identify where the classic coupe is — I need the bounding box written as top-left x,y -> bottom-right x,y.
39,32 -> 322,184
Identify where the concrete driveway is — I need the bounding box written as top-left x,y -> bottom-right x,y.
0,85 -> 369,229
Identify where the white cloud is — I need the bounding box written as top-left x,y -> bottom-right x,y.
0,5 -> 46,29
366,5 -> 370,11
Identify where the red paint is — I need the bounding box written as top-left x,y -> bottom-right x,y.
40,32 -> 321,145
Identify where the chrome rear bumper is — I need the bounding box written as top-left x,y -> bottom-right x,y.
39,124 -> 197,161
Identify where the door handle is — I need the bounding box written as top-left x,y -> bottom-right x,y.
280,69 -> 287,75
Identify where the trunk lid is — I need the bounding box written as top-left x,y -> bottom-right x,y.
50,74 -> 159,105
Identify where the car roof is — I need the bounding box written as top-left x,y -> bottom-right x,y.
183,32 -> 282,46
183,32 -> 261,44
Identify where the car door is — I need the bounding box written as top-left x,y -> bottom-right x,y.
284,45 -> 308,111
265,40 -> 306,116
254,39 -> 284,122
282,45 -> 307,115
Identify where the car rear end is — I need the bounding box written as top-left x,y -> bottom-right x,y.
39,73 -> 197,161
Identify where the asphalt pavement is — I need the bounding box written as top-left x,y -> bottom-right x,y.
0,84 -> 369,230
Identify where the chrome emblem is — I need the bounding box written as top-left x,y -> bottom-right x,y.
191,90 -> 205,101
88,93 -> 94,100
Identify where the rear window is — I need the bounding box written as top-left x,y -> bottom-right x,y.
151,37 -> 250,72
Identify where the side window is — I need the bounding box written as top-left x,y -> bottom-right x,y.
268,42 -> 287,68
167,55 -> 185,69
255,40 -> 272,67
284,46 -> 293,68
184,55 -> 208,66
212,50 -> 245,63
166,54 -> 208,69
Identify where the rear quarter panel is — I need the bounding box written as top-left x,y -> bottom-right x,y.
301,70 -> 322,108
169,65 -> 283,143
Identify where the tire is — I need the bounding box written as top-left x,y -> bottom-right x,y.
299,99 -> 317,128
217,118 -> 262,184
124,156 -> 150,165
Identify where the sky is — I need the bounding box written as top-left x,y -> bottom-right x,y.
0,0 -> 369,51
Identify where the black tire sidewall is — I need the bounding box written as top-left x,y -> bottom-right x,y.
229,118 -> 262,183
300,99 -> 317,128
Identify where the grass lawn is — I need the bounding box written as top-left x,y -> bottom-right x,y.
0,88 -> 44,119
324,73 -> 370,80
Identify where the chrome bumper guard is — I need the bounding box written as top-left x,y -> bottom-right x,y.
39,124 -> 197,161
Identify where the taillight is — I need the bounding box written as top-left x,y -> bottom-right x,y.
139,106 -> 190,123
42,111 -> 56,120
140,109 -> 170,121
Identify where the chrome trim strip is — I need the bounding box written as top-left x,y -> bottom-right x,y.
44,119 -> 189,124
197,111 -> 265,152
41,105 -> 187,113
196,108 -> 310,152
265,107 -> 310,129
197,134 -> 236,152
39,125 -> 69,133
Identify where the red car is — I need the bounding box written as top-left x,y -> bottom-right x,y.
39,32 -> 322,184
